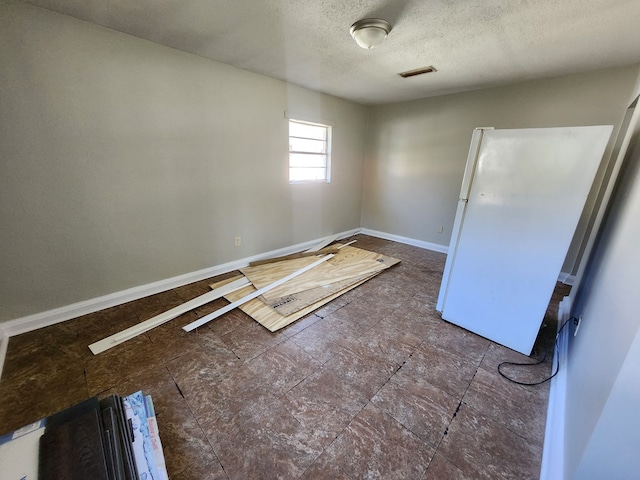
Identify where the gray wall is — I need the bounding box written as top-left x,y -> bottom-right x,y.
362,66 -> 640,272
564,85 -> 640,479
0,1 -> 368,322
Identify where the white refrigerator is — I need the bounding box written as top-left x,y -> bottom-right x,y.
436,126 -> 612,355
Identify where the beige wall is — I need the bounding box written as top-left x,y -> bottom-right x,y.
362,66 -> 640,273
564,81 -> 640,478
0,1 -> 368,322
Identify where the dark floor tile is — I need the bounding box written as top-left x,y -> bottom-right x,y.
145,311 -> 201,360
422,320 -> 490,366
170,449 -> 229,480
73,308 -> 141,348
300,453 -> 352,480
0,360 -> 88,434
371,369 -> 459,446
192,298 -> 234,320
424,453 -> 475,480
401,343 -> 479,398
172,278 -> 215,302
84,333 -> 163,395
322,340 -> 399,399
132,289 -> 186,321
196,306 -> 256,337
382,300 -> 440,340
189,327 -> 241,359
281,368 -> 368,447
206,401 -> 324,480
183,365 -> 278,439
463,367 -> 549,446
313,296 -> 351,319
2,324 -> 84,383
326,403 -> 434,480
165,342 -> 241,388
358,315 -> 427,360
355,328 -> 414,367
280,313 -> 322,337
438,403 -> 542,480
289,314 -> 360,364
480,342 -> 554,384
219,322 -> 285,361
327,300 -> 386,331
351,281 -> 410,320
299,451 -> 353,480
245,339 -> 321,397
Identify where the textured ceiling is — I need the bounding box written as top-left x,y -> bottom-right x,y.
20,0 -> 640,105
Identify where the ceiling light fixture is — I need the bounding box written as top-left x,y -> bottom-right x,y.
350,18 -> 392,50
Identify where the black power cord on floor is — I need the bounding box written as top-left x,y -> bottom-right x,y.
498,316 -> 576,386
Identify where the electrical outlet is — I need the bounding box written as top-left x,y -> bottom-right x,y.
234,236 -> 241,247
437,226 -> 444,233
574,316 -> 582,336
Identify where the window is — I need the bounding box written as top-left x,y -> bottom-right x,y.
289,119 -> 331,183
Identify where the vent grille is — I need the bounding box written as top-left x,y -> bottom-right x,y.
398,66 -> 437,78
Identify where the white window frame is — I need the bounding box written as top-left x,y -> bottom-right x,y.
288,119 -> 332,184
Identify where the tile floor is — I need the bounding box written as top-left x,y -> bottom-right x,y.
0,235 -> 569,479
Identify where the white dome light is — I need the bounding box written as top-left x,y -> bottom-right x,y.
350,18 -> 392,50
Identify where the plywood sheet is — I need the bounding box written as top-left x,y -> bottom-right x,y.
184,254 -> 333,331
240,256 -> 320,284
205,245 -> 400,332
258,258 -> 386,303
210,275 -> 373,332
241,245 -> 399,303
269,272 -> 376,316
248,246 -> 339,267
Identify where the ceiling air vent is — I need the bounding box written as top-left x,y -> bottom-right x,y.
398,66 -> 437,78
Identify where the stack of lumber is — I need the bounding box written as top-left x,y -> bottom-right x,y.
89,242 -> 399,354
208,243 -> 400,332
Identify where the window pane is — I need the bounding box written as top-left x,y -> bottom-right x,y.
289,137 -> 326,153
290,153 -> 327,168
289,121 -> 326,140
289,167 -> 327,182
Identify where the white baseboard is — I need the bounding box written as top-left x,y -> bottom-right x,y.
0,228 -> 360,342
359,228 -> 449,254
539,302 -> 571,480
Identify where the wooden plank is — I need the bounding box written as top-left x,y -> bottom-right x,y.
182,254 -> 334,332
304,233 -> 341,252
248,246 -> 339,267
242,246 -> 400,303
257,258 -> 389,303
240,256 -> 320,287
239,244 -> 365,288
88,277 -> 250,355
216,274 -> 376,331
269,272 -> 376,316
338,240 -> 357,248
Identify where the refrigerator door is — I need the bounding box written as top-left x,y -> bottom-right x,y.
438,126 -> 612,355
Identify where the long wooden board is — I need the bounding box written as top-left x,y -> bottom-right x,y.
241,245 -> 399,303
269,272 -> 375,316
304,233 -> 341,252
248,247 -> 339,267
88,277 -> 250,354
213,274 -> 376,332
183,254 -> 333,332
258,258 -> 387,303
